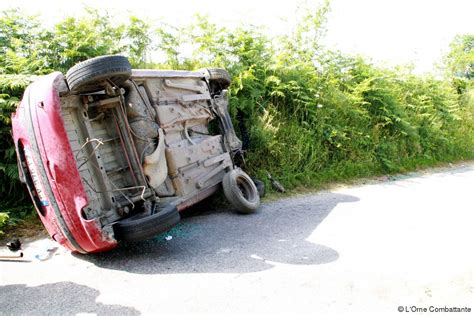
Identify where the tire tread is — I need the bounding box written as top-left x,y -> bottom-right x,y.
66,55 -> 131,92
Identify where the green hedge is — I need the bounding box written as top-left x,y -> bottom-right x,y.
0,6 -> 473,232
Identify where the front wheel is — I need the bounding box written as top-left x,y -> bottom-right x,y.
222,168 -> 260,214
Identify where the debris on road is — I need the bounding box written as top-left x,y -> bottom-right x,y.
267,172 -> 286,193
34,247 -> 58,261
6,239 -> 21,252
0,252 -> 24,261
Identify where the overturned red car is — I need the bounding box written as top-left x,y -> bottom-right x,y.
12,55 -> 261,253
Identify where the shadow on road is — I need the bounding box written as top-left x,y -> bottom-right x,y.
79,192 -> 359,274
0,282 -> 139,315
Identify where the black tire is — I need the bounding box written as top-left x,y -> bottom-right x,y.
66,55 -> 131,93
252,178 -> 265,198
113,205 -> 180,242
223,168 -> 260,214
207,68 -> 231,89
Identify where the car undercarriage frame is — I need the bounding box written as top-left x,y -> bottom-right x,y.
12,56 -> 261,253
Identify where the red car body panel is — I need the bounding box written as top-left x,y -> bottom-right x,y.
12,72 -> 117,253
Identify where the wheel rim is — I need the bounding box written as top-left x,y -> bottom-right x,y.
236,176 -> 257,203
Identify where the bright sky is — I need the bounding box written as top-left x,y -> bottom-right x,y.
1,0 -> 473,74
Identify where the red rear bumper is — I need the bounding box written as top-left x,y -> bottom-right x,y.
11,73 -> 117,253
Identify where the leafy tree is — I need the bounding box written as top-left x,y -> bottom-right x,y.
446,34 -> 473,80
0,10 -> 46,74
126,16 -> 152,67
445,35 -> 474,107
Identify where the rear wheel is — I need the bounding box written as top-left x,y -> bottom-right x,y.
66,55 -> 131,93
204,68 -> 232,93
113,205 -> 180,242
223,168 -> 260,214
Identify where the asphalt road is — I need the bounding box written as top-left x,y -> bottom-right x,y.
1,164 -> 474,315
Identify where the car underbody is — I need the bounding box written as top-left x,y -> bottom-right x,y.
12,55 -> 261,253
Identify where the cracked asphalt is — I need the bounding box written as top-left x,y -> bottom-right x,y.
1,163 -> 473,315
